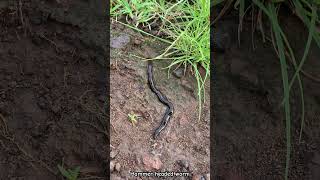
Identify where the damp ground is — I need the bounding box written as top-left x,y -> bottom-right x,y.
0,1 -> 107,179
110,22 -> 210,180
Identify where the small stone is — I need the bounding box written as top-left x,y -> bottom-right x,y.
172,66 -> 184,78
115,162 -> 121,172
204,173 -> 210,180
110,160 -> 115,172
110,150 -> 118,159
111,34 -> 130,49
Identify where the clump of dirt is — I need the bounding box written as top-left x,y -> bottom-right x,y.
213,11 -> 320,180
110,22 -> 210,180
0,1 -> 107,179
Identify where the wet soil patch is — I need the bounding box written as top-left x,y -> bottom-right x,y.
0,1 -> 107,179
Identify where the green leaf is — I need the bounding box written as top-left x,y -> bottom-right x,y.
58,165 -> 72,179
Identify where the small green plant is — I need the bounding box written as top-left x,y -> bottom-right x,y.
128,112 -> 139,126
58,165 -> 80,180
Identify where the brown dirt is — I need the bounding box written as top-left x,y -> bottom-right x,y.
110,22 -> 210,180
0,1 -> 107,179
213,11 -> 320,180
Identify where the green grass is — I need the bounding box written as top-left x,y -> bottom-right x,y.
213,0 -> 319,179
58,165 -> 80,180
111,0 -> 210,120
128,112 -> 139,126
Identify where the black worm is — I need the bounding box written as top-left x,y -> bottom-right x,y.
147,61 -> 174,139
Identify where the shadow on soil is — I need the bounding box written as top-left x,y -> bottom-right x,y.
213,10 -> 320,180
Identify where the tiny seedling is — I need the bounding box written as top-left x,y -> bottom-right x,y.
128,112 -> 139,126
58,165 -> 80,180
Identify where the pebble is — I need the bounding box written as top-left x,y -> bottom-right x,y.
111,34 -> 130,49
110,150 -> 119,159
172,66 -> 184,78
115,162 -> 121,172
110,160 -> 115,172
204,173 -> 210,180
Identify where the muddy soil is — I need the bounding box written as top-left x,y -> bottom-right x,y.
110,22 -> 210,180
213,12 -> 320,180
0,1 -> 107,179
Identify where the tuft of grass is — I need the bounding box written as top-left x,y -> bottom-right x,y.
214,0 -> 319,179
111,0 -> 210,120
128,112 -> 139,126
58,165 -> 80,180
